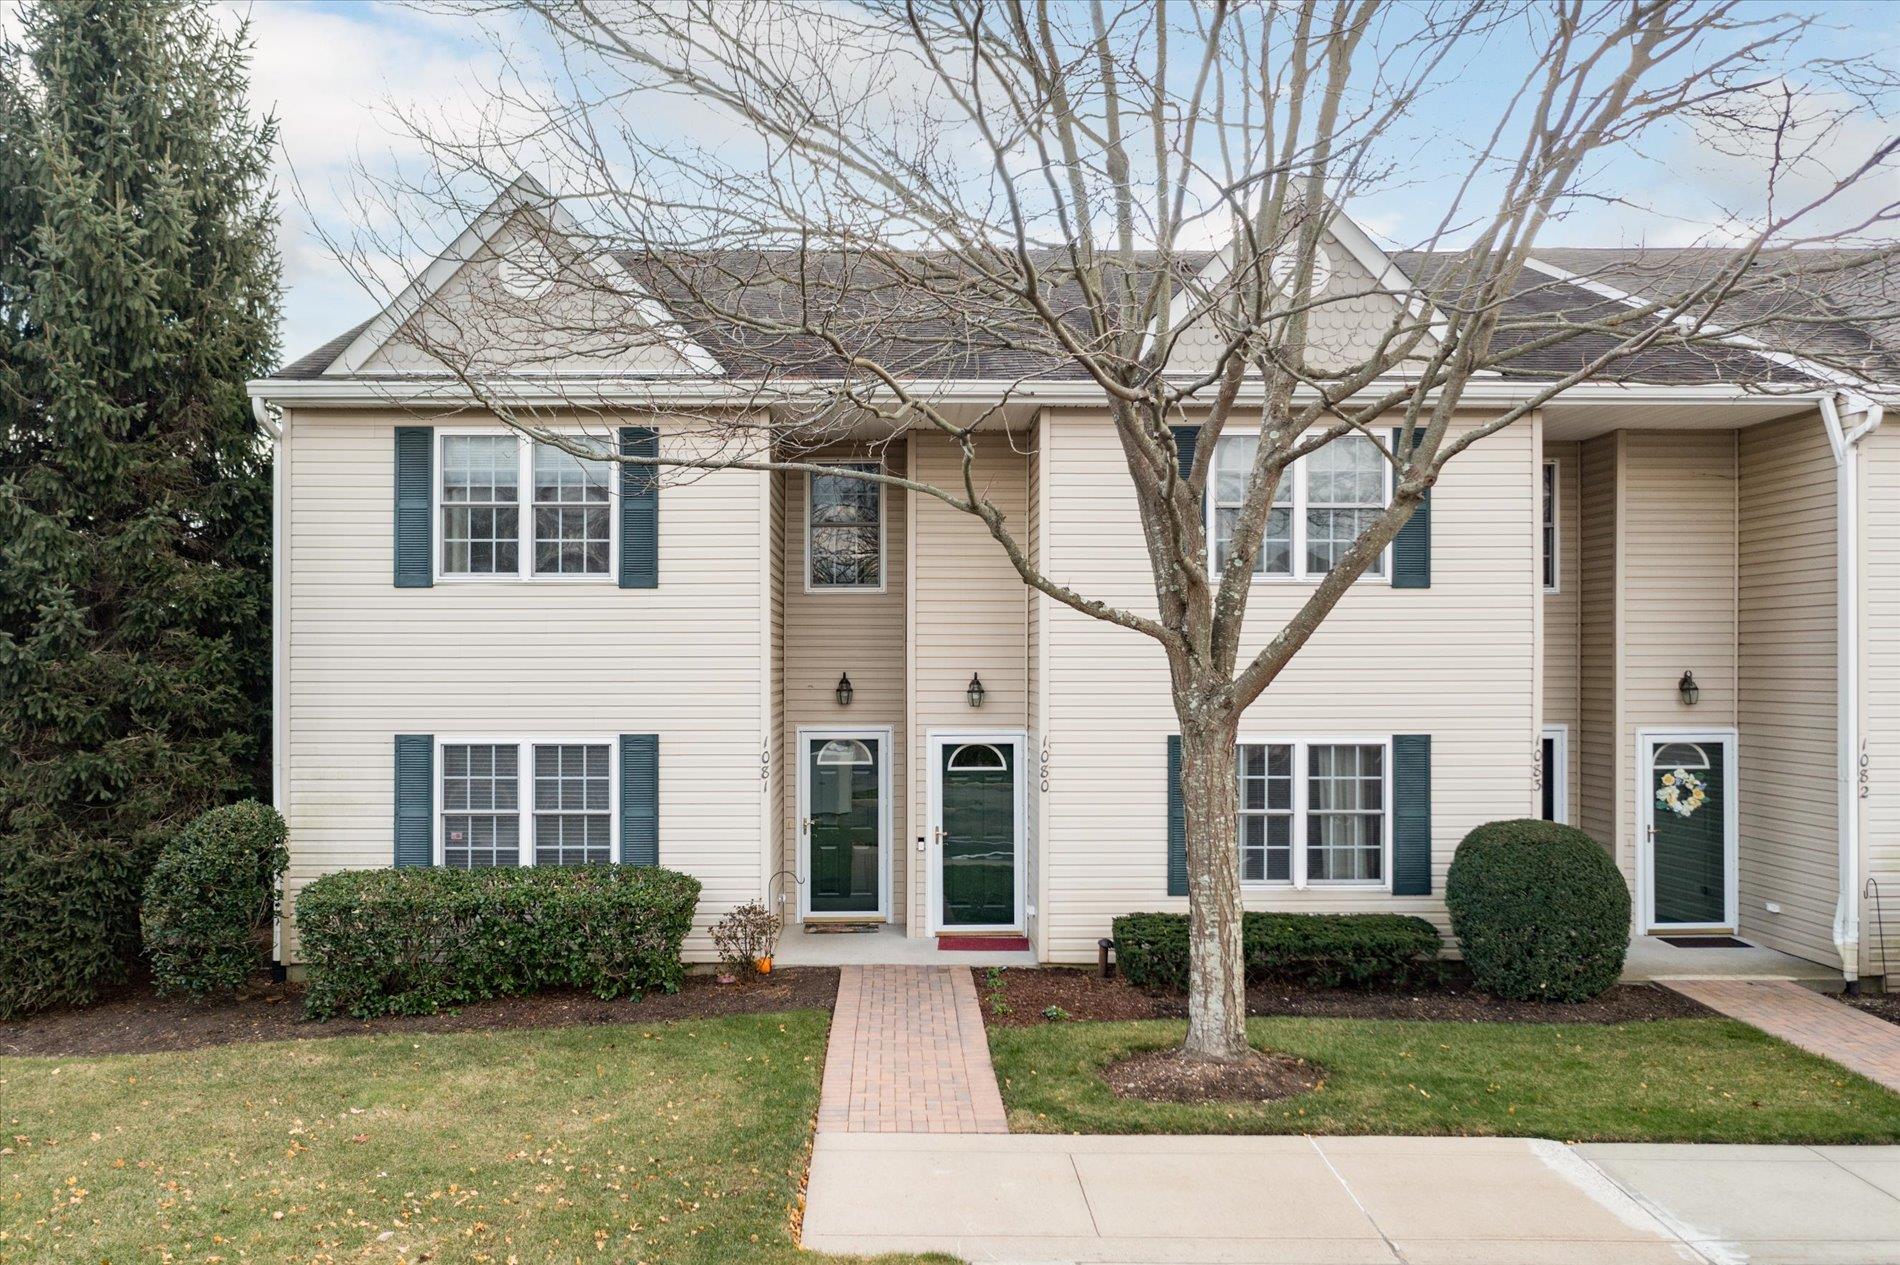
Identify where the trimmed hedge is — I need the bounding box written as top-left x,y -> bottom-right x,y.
0,835 -> 154,1019
1111,911 -> 1442,992
1445,818 -> 1630,1002
142,801 -> 288,998
295,865 -> 701,1019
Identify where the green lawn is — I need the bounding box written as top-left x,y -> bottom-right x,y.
990,1016 -> 1900,1142
0,1011 -> 943,1265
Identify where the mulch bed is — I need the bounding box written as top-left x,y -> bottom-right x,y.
1104,1047 -> 1322,1104
976,966 -> 1712,1028
0,967 -> 841,1058
1843,994 -> 1900,1029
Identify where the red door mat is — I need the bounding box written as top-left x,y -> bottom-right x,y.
938,935 -> 1030,951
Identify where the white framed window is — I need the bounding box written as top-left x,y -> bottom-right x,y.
1236,737 -> 1391,888
1238,743 -> 1294,881
806,462 -> 885,591
437,431 -> 615,582
1210,433 -> 1388,581
1540,725 -> 1569,824
1542,459 -> 1559,593
438,737 -> 618,867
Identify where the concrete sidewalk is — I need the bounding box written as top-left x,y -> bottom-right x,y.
801,1133 -> 1900,1264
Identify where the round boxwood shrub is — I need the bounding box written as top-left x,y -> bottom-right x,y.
1444,818 -> 1630,1002
141,800 -> 289,998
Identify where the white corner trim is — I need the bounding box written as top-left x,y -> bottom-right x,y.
256,395 -> 287,967
326,173 -> 722,379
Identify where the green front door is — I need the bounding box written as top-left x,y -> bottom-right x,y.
1650,740 -> 1728,926
808,737 -> 880,914
940,741 -> 1016,926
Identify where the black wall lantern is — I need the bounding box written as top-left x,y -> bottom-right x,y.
835,672 -> 854,707
966,672 -> 986,709
1678,670 -> 1699,706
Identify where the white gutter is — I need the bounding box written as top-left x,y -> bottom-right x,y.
247,373 -> 1832,412
253,396 -> 288,972
1820,391 -> 1884,985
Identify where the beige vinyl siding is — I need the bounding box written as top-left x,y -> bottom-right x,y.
1543,442 -> 1582,817
1037,411 -> 1538,963
1620,430 -> 1739,902
780,446 -> 908,922
909,430 -> 1032,933
1737,412 -> 1838,962
280,411 -> 768,961
1577,432 -> 1621,855
1861,425 -> 1900,977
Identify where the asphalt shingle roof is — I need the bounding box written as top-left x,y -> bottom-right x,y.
270,245 -> 1895,388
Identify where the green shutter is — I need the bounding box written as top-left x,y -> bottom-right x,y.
619,426 -> 658,589
1171,425 -> 1201,482
394,427 -> 433,588
1390,427 -> 1431,588
620,733 -> 659,865
1166,735 -> 1187,896
1392,733 -> 1432,895
394,734 -> 434,867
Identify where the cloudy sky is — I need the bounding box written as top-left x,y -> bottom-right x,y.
108,2 -> 1900,361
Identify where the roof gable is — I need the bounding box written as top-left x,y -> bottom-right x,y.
1159,210 -> 1440,375
327,175 -> 721,378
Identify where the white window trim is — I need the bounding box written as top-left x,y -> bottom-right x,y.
433,734 -> 621,867
1541,724 -> 1570,824
803,460 -> 888,594
1208,433 -> 1393,584
1542,458 -> 1561,594
433,427 -> 619,584
1235,734 -> 1393,891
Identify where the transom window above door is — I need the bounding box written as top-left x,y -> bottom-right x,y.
439,433 -> 614,580
1210,434 -> 1388,580
808,463 -> 883,590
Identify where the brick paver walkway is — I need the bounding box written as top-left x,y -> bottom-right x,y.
1663,978 -> 1900,1091
817,965 -> 1008,1134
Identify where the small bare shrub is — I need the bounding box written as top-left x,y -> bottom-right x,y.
711,902 -> 782,980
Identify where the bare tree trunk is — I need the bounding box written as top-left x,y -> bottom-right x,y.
1179,713 -> 1248,1062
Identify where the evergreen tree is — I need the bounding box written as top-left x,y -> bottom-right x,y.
0,0 -> 279,1015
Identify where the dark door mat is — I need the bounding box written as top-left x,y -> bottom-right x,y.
803,922 -> 882,935
1659,935 -> 1751,948
939,935 -> 1031,951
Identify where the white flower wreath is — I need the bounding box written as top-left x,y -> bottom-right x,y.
1655,768 -> 1708,818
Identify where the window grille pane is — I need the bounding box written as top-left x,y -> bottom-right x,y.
1306,744 -> 1384,882
810,463 -> 882,587
1304,436 -> 1386,576
442,437 -> 521,575
1237,742 -> 1294,882
533,743 -> 612,865
1213,436 -> 1292,575
531,443 -> 611,575
1542,462 -> 1557,590
442,743 -> 519,867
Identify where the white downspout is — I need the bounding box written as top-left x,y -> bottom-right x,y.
253,396 -> 287,973
1821,393 -> 1883,986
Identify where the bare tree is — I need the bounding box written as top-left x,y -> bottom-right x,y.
338,0 -> 1900,1061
